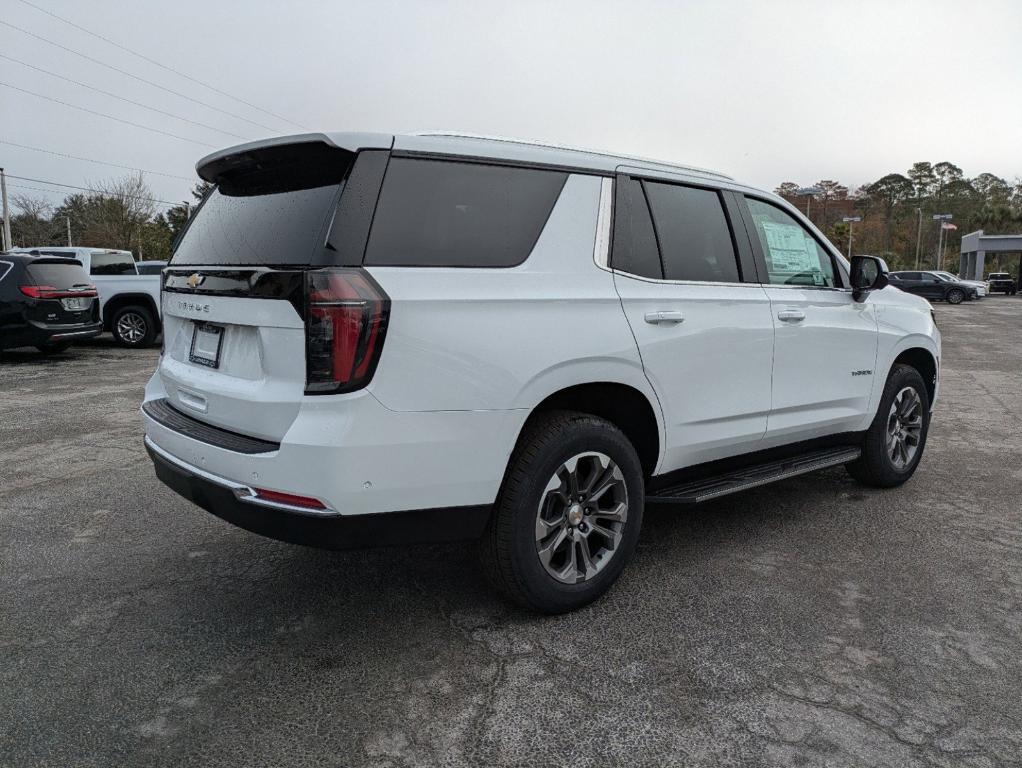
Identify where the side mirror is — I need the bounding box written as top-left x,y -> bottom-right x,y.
850,255 -> 889,302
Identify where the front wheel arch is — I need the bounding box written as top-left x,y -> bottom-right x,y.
890,347 -> 937,407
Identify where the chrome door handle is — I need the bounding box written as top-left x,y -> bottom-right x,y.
777,309 -> 806,322
644,311 -> 685,325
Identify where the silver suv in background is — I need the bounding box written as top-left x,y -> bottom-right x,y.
143,132 -> 940,613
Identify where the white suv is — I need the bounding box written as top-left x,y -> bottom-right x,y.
143,132 -> 940,613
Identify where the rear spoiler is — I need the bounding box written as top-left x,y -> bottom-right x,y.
196,133 -> 393,194
19,251 -> 84,267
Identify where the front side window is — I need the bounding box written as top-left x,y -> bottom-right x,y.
644,182 -> 740,283
745,198 -> 837,287
364,158 -> 567,268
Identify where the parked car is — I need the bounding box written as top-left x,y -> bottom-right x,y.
986,272 -> 1017,295
0,253 -> 102,353
931,270 -> 987,297
142,132 -> 941,613
12,247 -> 161,346
136,260 -> 168,275
888,270 -> 978,304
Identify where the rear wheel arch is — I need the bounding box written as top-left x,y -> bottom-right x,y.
512,382 -> 661,479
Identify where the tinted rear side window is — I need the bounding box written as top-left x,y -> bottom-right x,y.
364,158 -> 567,268
611,177 -> 662,279
25,262 -> 92,289
644,182 -> 740,283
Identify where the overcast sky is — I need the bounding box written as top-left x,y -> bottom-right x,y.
2,0 -> 1020,212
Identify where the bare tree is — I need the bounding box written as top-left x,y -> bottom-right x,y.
9,194 -> 55,246
83,172 -> 158,252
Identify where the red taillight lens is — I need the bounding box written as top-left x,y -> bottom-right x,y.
253,487 -> 328,510
305,268 -> 390,394
20,284 -> 98,299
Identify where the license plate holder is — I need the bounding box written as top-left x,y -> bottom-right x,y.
61,297 -> 88,311
189,322 -> 224,369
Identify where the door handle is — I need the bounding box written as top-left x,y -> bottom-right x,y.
644,311 -> 685,325
777,309 -> 806,322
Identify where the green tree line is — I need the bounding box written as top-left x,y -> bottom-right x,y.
777,162 -> 1022,275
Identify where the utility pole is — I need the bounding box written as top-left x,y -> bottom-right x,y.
0,167 -> 11,252
914,208 -> 923,269
66,216 -> 72,246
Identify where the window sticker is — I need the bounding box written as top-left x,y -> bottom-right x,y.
760,221 -> 820,275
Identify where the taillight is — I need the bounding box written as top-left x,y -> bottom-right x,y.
305,268 -> 390,394
20,284 -> 98,299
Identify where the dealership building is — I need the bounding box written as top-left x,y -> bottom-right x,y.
959,230 -> 1022,280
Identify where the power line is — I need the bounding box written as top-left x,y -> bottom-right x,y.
15,0 -> 309,132
0,140 -> 196,182
6,174 -> 183,206
0,81 -> 217,147
0,19 -> 282,135
7,182 -> 177,210
0,54 -> 250,141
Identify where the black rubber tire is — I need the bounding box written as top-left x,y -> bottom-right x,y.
479,410 -> 644,614
846,364 -> 930,488
111,305 -> 156,347
946,288 -> 965,305
35,341 -> 71,354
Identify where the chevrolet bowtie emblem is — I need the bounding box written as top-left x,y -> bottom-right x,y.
186,273 -> 204,289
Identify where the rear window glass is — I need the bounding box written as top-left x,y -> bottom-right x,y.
89,251 -> 136,275
171,185 -> 342,266
25,262 -> 91,289
363,158 -> 567,268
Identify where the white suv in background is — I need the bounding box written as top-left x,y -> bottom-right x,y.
142,132 -> 940,613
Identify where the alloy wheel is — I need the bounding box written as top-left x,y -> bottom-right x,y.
116,312 -> 147,344
535,451 -> 628,584
885,386 -> 923,470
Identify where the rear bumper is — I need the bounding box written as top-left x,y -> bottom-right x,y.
1,320 -> 103,349
146,436 -> 490,549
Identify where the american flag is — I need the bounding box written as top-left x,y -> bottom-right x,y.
941,222 -> 957,230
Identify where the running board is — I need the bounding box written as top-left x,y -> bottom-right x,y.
645,446 -> 861,504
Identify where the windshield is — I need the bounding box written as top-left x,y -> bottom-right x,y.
933,272 -> 957,282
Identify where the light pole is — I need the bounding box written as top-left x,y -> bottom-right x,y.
842,216 -> 862,259
797,187 -> 822,222
914,208 -> 923,269
932,214 -> 952,270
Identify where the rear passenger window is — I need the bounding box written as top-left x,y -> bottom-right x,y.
745,198 -> 837,288
611,177 -> 662,279
364,158 -> 567,268
644,182 -> 740,283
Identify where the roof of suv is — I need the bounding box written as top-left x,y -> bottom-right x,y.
196,131 -> 736,186
1,253 -> 84,267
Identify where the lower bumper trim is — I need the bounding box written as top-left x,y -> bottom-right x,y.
146,439 -> 492,550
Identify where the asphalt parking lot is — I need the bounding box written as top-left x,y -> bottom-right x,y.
2,297 -> 1021,768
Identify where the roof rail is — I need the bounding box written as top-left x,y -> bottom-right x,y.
413,131 -> 733,180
